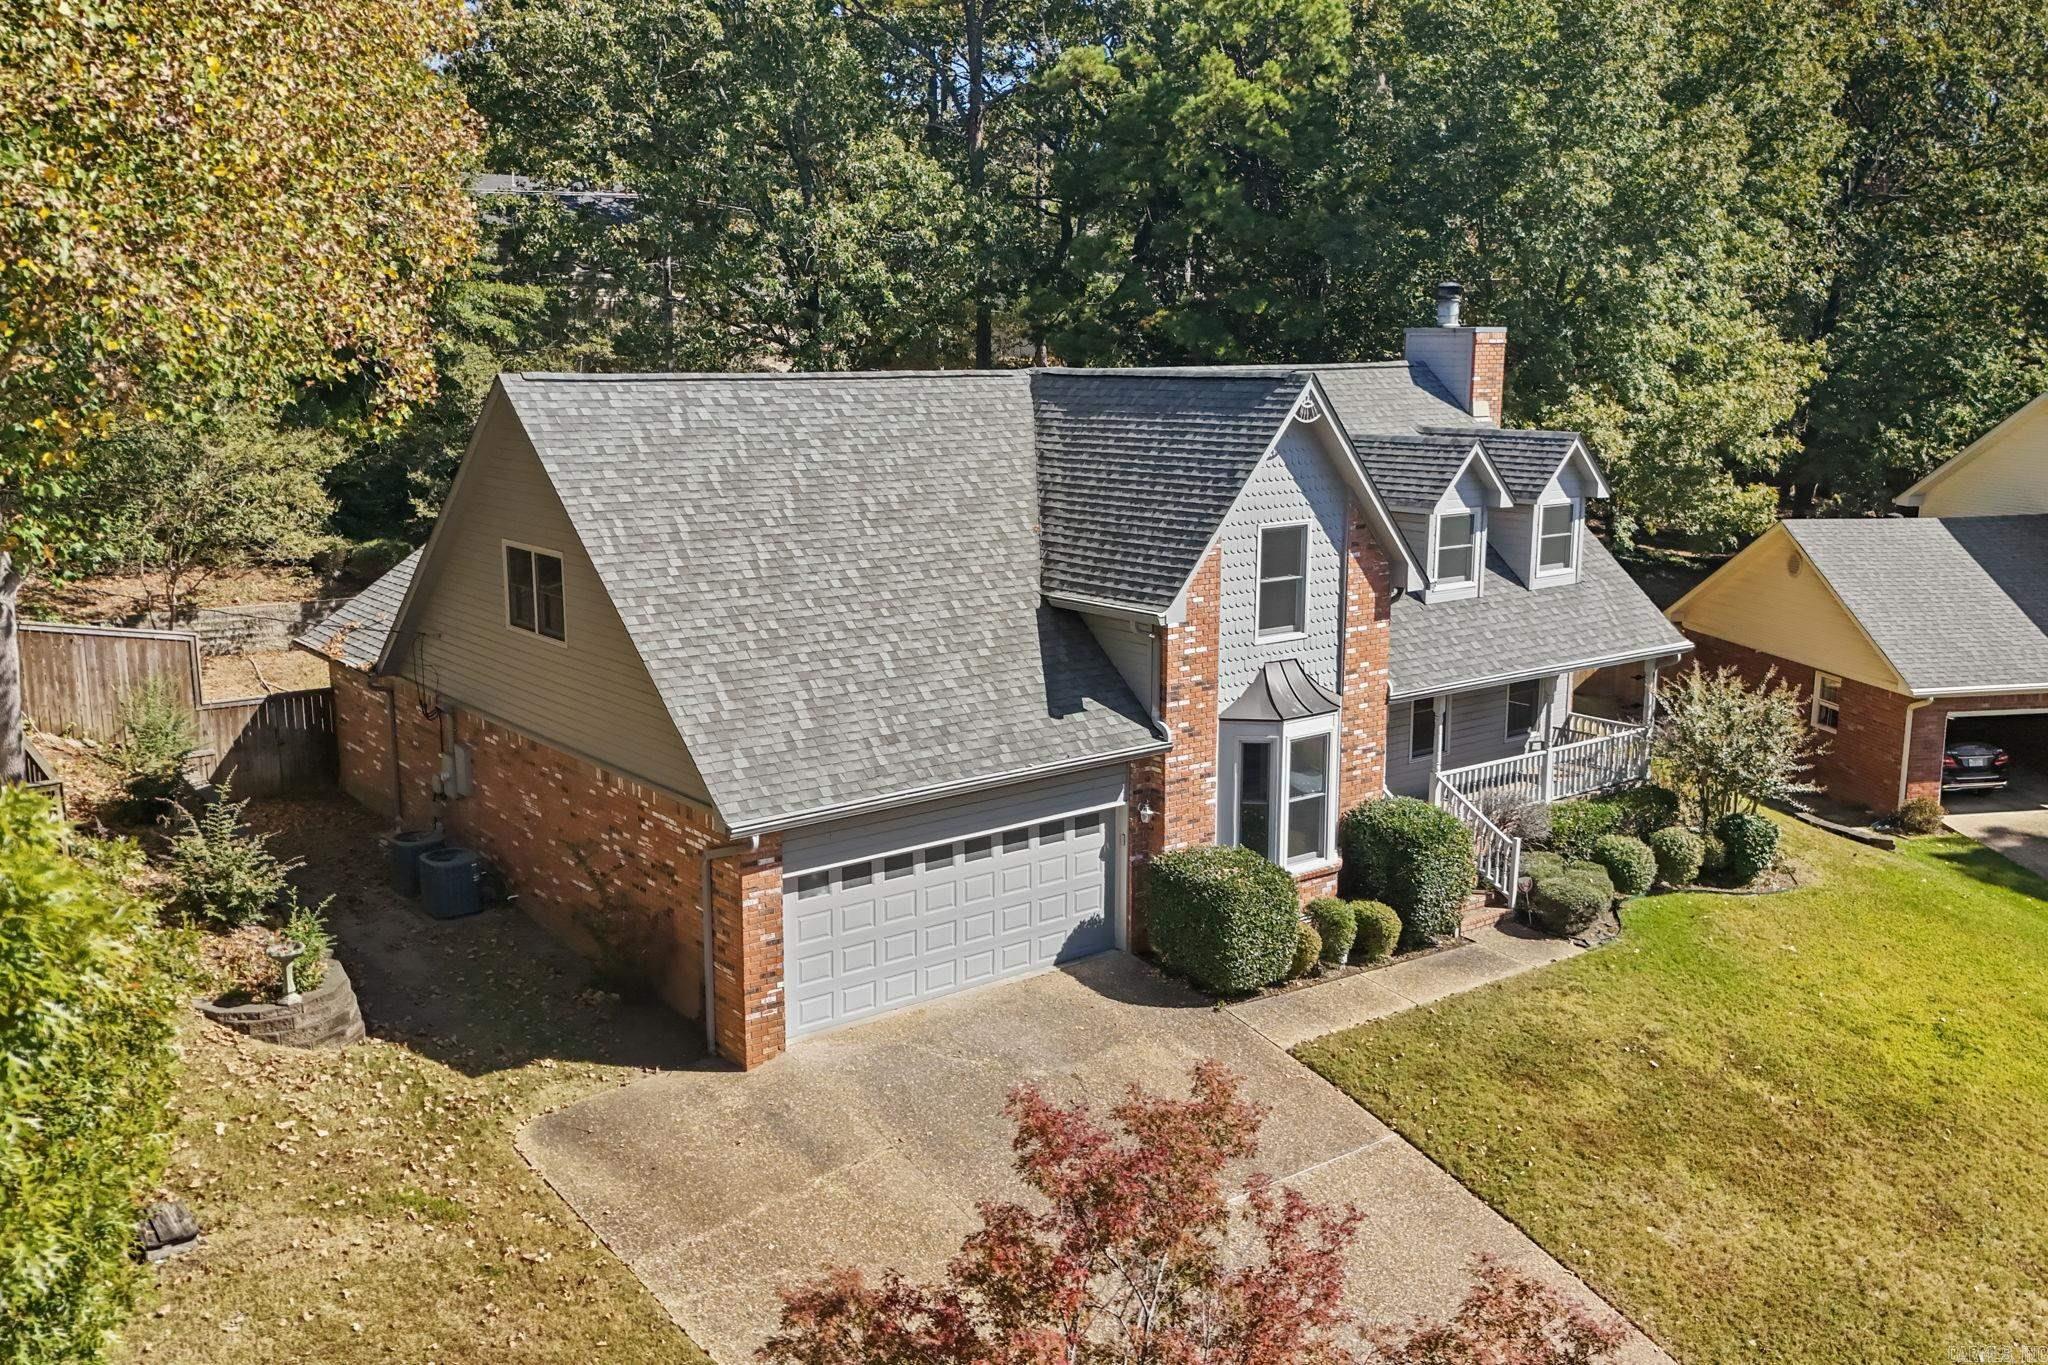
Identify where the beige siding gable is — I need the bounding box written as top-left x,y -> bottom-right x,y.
387,400 -> 711,804
1667,525 -> 1904,691
1903,395 -> 2048,517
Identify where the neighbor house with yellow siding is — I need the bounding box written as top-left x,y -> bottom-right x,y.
1668,397 -> 2048,814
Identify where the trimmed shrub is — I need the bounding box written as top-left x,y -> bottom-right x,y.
1479,794 -> 1551,845
1590,834 -> 1657,897
1608,785 -> 1681,837
1289,921 -> 1322,980
1546,799 -> 1622,858
1338,797 -> 1476,951
1713,810 -> 1780,885
1895,796 -> 1947,835
165,786 -> 297,926
1305,898 -> 1356,964
1645,826 -> 1706,887
107,677 -> 197,813
1700,834 -> 1729,878
1350,900 -> 1401,964
1147,846 -> 1298,993
0,789 -> 180,1358
1520,850 -> 1568,885
1531,862 -> 1615,936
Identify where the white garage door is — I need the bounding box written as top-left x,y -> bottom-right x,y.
783,796 -> 1119,1040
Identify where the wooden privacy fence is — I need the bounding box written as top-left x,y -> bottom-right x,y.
20,622 -> 336,797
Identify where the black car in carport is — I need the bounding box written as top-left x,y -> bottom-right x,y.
1943,740 -> 2012,792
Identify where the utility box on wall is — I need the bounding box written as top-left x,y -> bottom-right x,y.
436,742 -> 474,799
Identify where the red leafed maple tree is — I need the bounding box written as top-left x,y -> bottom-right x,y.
758,1060 -> 1627,1365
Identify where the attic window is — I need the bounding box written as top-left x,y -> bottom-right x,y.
1538,502 -> 1576,573
1257,524 -> 1308,637
1435,513 -> 1477,584
506,544 -> 566,642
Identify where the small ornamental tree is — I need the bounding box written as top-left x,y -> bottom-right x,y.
761,1063 -> 1626,1365
1655,666 -> 1817,831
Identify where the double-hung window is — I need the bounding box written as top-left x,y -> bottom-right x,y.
506,544 -> 566,641
1285,734 -> 1330,861
1538,502 -> 1576,573
1410,697 -> 1438,762
1231,724 -> 1334,866
1435,513 -> 1477,584
1505,679 -> 1540,735
1257,524 -> 1308,637
1812,672 -> 1841,732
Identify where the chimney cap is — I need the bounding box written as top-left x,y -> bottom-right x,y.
1433,280 -> 1463,328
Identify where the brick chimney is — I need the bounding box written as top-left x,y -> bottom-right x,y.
1403,281 -> 1505,424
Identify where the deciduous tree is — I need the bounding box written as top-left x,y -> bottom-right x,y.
0,0 -> 478,778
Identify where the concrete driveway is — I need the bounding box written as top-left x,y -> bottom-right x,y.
521,952 -> 1668,1362
1943,767 -> 2048,881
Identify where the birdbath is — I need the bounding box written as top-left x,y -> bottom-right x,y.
267,940 -> 305,1005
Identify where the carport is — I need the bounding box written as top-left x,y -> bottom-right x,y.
1939,709 -> 2048,880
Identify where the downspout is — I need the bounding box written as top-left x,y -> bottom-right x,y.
1897,697 -> 1935,812
698,833 -> 761,1059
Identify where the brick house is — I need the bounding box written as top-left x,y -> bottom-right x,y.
1669,396 -> 2048,815
298,286 -> 1685,1069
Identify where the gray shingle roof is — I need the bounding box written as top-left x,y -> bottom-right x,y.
1347,434 -> 1487,510
1424,426 -> 1586,502
1034,372 -> 1307,611
499,372 -> 1162,834
1389,539 -> 1690,697
1786,516 -> 2048,694
295,549 -> 420,671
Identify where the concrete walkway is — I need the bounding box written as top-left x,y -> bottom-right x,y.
1227,918 -> 1583,1050
1944,769 -> 2048,882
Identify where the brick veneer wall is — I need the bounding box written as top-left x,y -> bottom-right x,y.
1158,548 -> 1223,851
1340,514 -> 1393,807
326,664 -> 786,1068
1907,691 -> 2048,806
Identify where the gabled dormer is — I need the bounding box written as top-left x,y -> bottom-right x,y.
1349,434 -> 1512,603
1424,428 -> 1607,591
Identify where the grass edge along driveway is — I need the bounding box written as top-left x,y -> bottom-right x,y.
1299,819 -> 2048,1363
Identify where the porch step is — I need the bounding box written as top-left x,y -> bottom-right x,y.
1460,890 -> 1512,935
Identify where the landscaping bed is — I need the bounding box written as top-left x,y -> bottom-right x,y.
1297,816 -> 2048,1361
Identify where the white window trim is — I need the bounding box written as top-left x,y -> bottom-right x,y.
1430,509 -> 1483,591
1219,713 -> 1340,873
1812,671 -> 1842,732
1254,520 -> 1311,642
1504,678 -> 1542,739
502,539 -> 570,647
1534,499 -> 1580,579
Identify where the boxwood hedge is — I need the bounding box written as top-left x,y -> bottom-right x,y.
1714,810 -> 1780,885
1305,897 -> 1357,964
1147,845 -> 1298,992
1339,796 -> 1476,951
1591,833 -> 1657,897
1350,900 -> 1401,964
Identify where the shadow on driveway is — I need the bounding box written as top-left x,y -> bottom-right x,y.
249,795 -> 704,1079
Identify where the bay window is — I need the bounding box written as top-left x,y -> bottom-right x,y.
1224,718 -> 1337,868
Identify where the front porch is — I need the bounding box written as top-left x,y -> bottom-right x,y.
1391,661 -> 1662,899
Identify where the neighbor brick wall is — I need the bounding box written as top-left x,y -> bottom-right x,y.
327,667 -> 791,1067
1125,752 -> 1166,954
1470,328 -> 1507,424
1682,633 -> 1912,814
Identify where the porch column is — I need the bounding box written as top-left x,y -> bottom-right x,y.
1643,658 -> 1661,733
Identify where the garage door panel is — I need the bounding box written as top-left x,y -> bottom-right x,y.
784,800 -> 1119,1039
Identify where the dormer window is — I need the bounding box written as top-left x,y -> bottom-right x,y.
1256,523 -> 1308,637
1435,512 -> 1477,584
1538,502 -> 1577,574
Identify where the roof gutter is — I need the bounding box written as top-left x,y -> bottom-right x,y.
724,739 -> 1172,838
1043,592 -> 1169,626
1908,683 -> 2048,699
1388,640 -> 1694,701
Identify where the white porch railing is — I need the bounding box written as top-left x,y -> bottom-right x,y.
1428,713 -> 1655,902
1432,772 -> 1522,902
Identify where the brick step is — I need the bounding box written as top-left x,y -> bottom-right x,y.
1460,890 -> 1513,935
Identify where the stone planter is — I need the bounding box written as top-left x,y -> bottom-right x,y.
197,958 -> 365,1049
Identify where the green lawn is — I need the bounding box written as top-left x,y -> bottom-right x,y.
1298,819 -> 2048,1362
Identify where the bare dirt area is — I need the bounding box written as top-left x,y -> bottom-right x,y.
200,649 -> 332,699
23,564 -> 331,623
